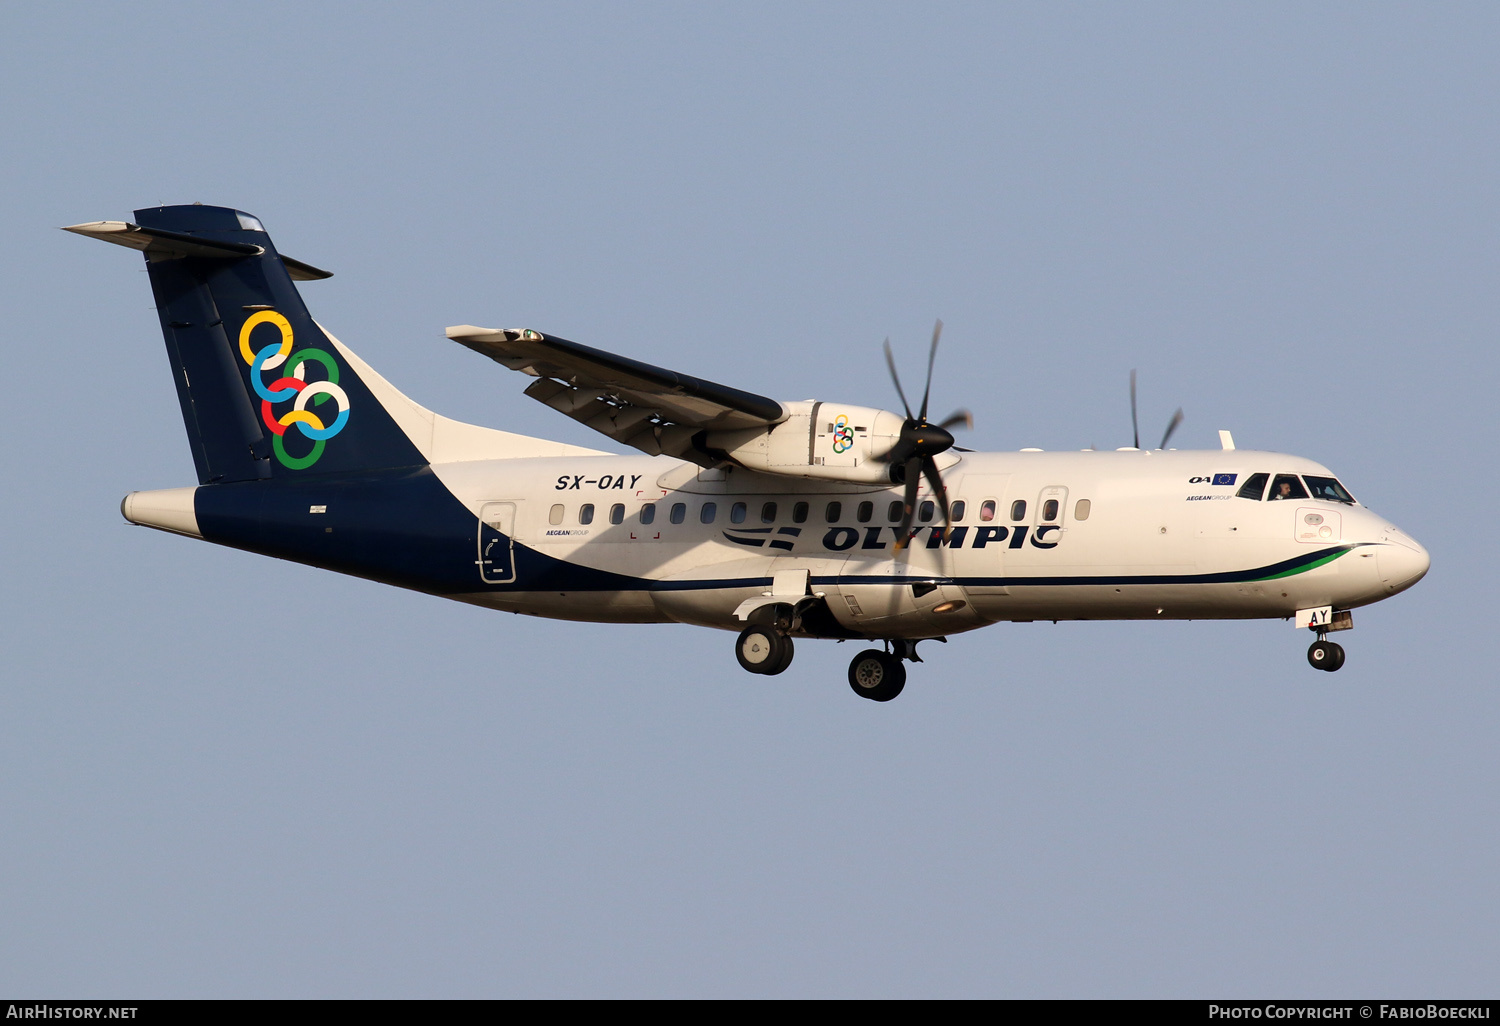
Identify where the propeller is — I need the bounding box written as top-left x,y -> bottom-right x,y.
1128,368 -> 1184,450
874,320 -> 972,551
1129,369 -> 1140,450
1158,406 -> 1184,450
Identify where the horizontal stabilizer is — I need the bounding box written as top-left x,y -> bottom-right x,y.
62,221 -> 333,280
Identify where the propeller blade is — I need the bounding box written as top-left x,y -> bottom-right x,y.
1159,407 -> 1184,450
893,457 -> 923,552
1130,368 -> 1140,450
883,338 -> 914,420
936,408 -> 972,432
921,458 -> 952,541
919,319 -> 942,421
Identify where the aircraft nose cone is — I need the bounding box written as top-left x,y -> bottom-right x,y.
1377,535 -> 1430,594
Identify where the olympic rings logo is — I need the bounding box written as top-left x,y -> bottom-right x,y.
831,413 -> 855,454
239,310 -> 351,470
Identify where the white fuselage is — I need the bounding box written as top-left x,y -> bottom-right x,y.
422,446 -> 1429,639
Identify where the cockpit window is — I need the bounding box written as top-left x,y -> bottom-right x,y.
1303,476 -> 1356,505
1267,474 -> 1309,501
1236,473 -> 1269,500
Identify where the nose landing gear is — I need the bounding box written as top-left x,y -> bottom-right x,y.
1307,636 -> 1346,672
1301,608 -> 1352,672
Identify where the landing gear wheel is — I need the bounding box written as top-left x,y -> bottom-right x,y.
847,649 -> 907,701
765,634 -> 795,675
737,625 -> 792,675
1307,639 -> 1346,672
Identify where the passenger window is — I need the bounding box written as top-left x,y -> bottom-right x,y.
1303,475 -> 1356,505
1042,499 -> 1059,522
549,504 -> 564,525
1010,499 -> 1027,521
888,500 -> 904,523
919,500 -> 935,522
700,502 -> 717,524
793,501 -> 809,523
857,501 -> 874,523
951,500 -> 966,522
1074,499 -> 1091,521
670,502 -> 686,524
1267,474 -> 1309,501
761,502 -> 777,523
730,502 -> 747,524
579,503 -> 595,525
640,503 -> 656,525
1236,473 -> 1269,500
825,501 -> 842,523
979,500 -> 997,522
609,503 -> 625,525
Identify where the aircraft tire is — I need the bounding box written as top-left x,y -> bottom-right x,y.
737,625 -> 785,674
764,635 -> 795,675
847,649 -> 907,701
1307,639 -> 1346,672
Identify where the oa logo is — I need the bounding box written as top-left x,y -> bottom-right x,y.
239,310 -> 351,470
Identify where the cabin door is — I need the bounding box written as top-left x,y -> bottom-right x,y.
477,502 -> 518,584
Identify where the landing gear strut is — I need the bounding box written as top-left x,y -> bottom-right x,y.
736,624 -> 794,675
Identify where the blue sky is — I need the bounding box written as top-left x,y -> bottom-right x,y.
1,2 -> 1495,997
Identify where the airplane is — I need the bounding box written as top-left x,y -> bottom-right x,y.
66,204 -> 1430,701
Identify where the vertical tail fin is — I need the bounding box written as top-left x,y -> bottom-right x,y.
66,205 -> 425,482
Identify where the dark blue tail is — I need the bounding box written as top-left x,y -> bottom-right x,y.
87,205 -> 426,483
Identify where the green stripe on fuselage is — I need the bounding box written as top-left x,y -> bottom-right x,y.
1253,547 -> 1351,581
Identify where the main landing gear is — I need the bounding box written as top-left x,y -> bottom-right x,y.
733,626 -> 930,702
736,624 -> 795,676
847,649 -> 906,702
847,639 -> 929,702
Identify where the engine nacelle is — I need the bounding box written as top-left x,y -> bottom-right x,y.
704,401 -> 907,483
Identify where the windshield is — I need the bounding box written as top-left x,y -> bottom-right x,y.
1303,475 -> 1356,505
1236,473 -> 1269,500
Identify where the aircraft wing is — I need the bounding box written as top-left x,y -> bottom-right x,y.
446,325 -> 786,463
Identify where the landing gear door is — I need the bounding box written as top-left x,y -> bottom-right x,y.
478,501 -> 517,584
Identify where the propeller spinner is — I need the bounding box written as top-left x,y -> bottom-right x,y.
875,320 -> 972,551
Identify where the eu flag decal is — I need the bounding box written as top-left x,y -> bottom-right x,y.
1212,473 -> 1238,486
